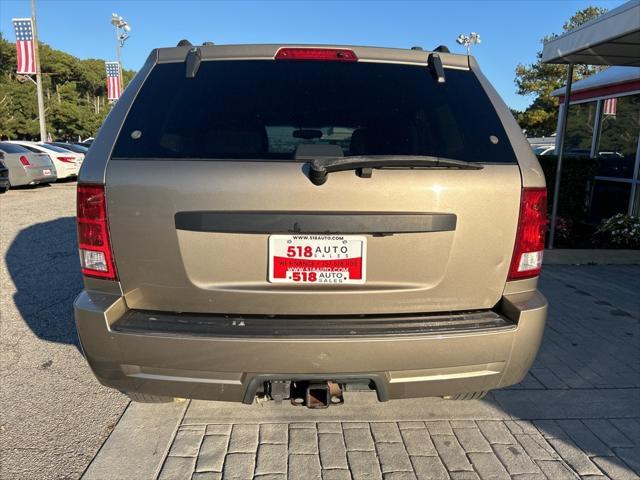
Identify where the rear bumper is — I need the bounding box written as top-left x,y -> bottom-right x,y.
74,290 -> 547,402
26,168 -> 57,184
54,162 -> 79,179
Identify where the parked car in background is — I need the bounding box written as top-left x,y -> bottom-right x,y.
0,142 -> 57,187
0,153 -> 10,193
8,141 -> 82,180
47,142 -> 89,156
532,145 -> 555,156
566,148 -> 592,157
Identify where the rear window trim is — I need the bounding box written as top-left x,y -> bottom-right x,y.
143,53 -> 472,73
155,57 -> 470,70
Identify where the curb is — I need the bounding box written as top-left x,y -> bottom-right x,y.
543,249 -> 640,265
81,400 -> 188,480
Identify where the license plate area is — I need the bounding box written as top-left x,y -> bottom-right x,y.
268,235 -> 367,284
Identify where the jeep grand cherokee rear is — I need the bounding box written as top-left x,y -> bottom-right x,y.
74,44 -> 547,406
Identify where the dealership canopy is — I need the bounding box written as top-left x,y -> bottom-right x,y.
542,0 -> 640,248
542,0 -> 640,66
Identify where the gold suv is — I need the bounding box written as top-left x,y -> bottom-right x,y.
74,44 -> 548,407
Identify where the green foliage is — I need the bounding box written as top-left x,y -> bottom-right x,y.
514,6 -> 608,136
596,214 -> 640,249
537,155 -> 598,222
0,32 -> 135,140
552,215 -> 572,241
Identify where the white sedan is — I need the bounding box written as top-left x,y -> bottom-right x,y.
7,141 -> 82,179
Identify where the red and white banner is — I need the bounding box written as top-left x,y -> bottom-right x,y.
105,61 -> 121,100
603,97 -> 618,116
12,18 -> 36,75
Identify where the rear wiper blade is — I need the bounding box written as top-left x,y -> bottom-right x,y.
308,155 -> 483,185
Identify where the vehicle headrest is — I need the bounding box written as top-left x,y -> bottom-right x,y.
203,125 -> 268,157
349,126 -> 415,155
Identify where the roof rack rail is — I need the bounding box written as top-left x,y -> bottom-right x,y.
433,45 -> 450,53
177,39 -> 192,47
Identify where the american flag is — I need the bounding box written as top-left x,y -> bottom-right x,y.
12,18 -> 36,75
603,97 -> 618,116
105,62 -> 121,100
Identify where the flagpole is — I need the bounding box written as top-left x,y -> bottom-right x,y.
31,0 -> 46,142
115,25 -> 123,93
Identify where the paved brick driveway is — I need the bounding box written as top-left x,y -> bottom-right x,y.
159,418 -> 638,480
145,266 -> 640,480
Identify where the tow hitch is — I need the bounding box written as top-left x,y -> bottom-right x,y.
267,380 -> 344,408
306,382 -> 330,408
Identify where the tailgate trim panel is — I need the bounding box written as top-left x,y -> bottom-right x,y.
175,211 -> 457,234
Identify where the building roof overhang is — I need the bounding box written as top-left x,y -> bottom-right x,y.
542,0 -> 640,66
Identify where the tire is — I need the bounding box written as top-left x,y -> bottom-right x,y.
0,186 -> 8,194
125,392 -> 174,403
445,391 -> 488,401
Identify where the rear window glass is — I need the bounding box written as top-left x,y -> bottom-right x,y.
40,143 -> 71,153
0,143 -> 32,154
113,60 -> 517,163
17,144 -> 42,153
50,143 -> 87,153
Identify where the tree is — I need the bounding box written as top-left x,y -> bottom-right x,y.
514,6 -> 608,136
0,34 -> 135,140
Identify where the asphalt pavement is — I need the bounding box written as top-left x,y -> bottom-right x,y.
0,183 -> 128,480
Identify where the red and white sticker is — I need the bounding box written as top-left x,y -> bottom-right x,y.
268,235 -> 366,284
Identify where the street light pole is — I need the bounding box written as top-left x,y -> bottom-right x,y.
114,22 -> 123,92
31,0 -> 46,141
110,13 -> 130,93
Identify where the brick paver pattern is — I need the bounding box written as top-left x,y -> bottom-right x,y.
159,418 -> 639,480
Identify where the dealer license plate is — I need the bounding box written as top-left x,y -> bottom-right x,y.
268,235 -> 367,284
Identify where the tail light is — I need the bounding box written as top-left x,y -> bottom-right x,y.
77,184 -> 117,280
275,48 -> 358,62
508,187 -> 548,280
57,156 -> 75,163
19,155 -> 30,166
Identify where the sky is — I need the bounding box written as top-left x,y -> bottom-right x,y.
0,0 -> 627,110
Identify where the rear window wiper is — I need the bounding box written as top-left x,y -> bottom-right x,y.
308,155 -> 483,185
